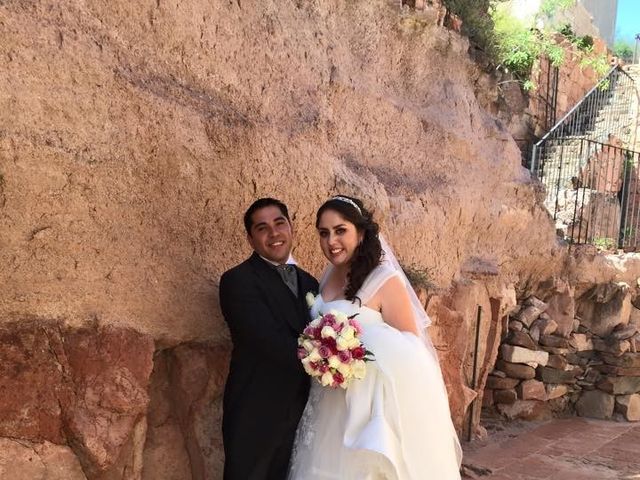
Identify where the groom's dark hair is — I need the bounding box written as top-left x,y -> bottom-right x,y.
244,198 -> 291,234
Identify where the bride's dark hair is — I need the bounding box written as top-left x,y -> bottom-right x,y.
316,196 -> 382,301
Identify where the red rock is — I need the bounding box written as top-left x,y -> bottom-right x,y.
600,352 -> 640,368
0,320 -> 154,477
495,360 -> 536,380
615,394 -> 640,421
0,438 -> 86,480
530,317 -> 558,339
576,390 -> 615,419
596,376 -> 640,395
494,389 -> 517,405
517,379 -> 547,401
482,389 -> 494,407
544,282 -> 575,337
505,330 -> 537,350
593,338 -> 631,356
546,384 -> 569,399
569,333 -> 594,351
508,320 -> 524,332
486,375 -> 520,390
539,334 -> 570,349
576,283 -> 631,337
611,324 -> 638,340
547,354 -> 568,370
500,345 -> 549,366
536,366 -> 577,384
594,364 -> 640,376
518,305 -> 545,328
496,400 -> 552,421
167,344 -> 230,480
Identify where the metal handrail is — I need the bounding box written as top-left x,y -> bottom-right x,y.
536,65 -> 634,146
531,66 -> 637,174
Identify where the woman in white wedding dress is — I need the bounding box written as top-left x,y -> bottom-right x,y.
289,195 -> 462,480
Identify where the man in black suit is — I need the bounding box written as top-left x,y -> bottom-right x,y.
219,198 -> 319,480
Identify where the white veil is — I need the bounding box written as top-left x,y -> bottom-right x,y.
378,235 -> 442,363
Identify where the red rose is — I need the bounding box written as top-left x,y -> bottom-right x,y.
351,346 -> 366,360
333,372 -> 344,384
323,337 -> 337,351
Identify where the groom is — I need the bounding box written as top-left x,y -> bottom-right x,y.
219,198 -> 318,480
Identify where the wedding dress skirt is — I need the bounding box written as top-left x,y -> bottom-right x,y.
289,293 -> 462,480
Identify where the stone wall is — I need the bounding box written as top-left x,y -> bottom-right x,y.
484,247 -> 640,423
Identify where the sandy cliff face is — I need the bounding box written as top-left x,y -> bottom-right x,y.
1,0 -> 564,477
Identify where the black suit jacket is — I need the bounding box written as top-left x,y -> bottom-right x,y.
219,252 -> 318,479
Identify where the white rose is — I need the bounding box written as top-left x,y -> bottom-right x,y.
336,337 -> 349,351
301,358 -> 316,376
335,312 -> 349,325
302,340 -> 314,352
321,371 -> 334,386
306,292 -> 317,308
336,362 -> 352,377
347,337 -> 360,349
328,355 -> 341,369
321,326 -> 337,339
340,326 -> 355,341
352,360 -> 367,379
308,348 -> 322,363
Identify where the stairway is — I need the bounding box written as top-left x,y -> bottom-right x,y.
532,65 -> 640,248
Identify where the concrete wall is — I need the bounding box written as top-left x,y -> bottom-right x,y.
579,0 -> 618,48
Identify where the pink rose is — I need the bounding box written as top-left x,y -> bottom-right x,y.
350,319 -> 363,335
303,325 -> 314,336
318,345 -> 331,359
318,363 -> 329,373
322,314 -> 337,328
333,372 -> 344,385
297,347 -> 307,359
338,350 -> 352,363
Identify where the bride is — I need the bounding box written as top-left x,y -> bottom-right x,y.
288,195 -> 462,480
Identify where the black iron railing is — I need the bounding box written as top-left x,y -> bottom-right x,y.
531,66 -> 637,159
540,139 -> 640,250
530,65 -> 640,250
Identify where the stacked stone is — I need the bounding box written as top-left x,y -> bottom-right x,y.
483,297 -> 578,420
483,294 -> 640,422
574,324 -> 640,421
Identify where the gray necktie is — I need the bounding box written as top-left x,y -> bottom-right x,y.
276,264 -> 298,297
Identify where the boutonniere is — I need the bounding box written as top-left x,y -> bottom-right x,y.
305,292 -> 319,308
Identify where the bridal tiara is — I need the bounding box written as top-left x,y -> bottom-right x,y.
332,196 -> 363,215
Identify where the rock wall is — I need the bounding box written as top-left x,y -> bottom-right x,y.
495,34 -> 610,146
484,249 -> 640,423
0,0 -> 565,477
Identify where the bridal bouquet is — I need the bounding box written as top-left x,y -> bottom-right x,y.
297,309 -> 374,389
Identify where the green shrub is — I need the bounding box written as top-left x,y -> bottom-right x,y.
614,40 -> 634,62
